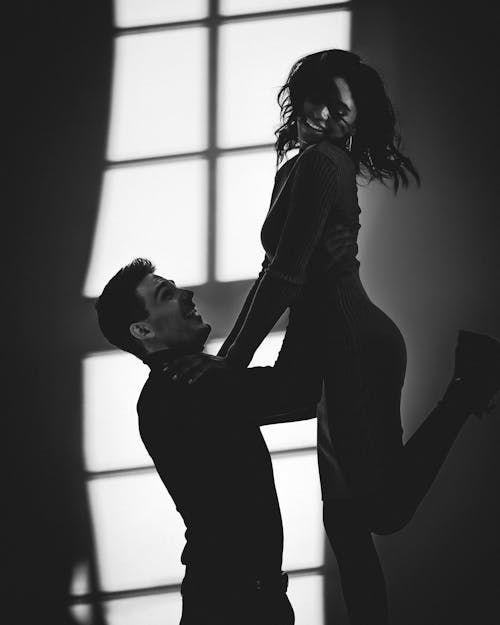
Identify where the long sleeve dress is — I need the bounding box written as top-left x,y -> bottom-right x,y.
218,139 -> 407,500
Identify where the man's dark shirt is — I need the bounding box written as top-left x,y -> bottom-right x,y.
137,348 -> 321,580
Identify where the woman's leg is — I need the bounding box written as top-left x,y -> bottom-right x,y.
323,499 -> 390,625
357,385 -> 471,535
361,331 -> 500,535
324,386 -> 484,625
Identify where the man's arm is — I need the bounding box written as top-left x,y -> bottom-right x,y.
194,360 -> 322,427
237,365 -> 321,426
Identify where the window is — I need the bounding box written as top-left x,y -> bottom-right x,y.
76,2 -> 352,623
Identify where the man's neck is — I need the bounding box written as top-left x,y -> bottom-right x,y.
142,343 -> 204,367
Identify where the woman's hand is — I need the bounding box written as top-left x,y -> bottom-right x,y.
163,354 -> 231,385
325,224 -> 357,267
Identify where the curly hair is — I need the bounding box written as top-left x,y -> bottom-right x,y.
275,49 -> 420,193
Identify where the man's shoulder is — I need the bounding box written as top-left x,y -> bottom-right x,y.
137,367 -> 260,433
137,373 -> 189,432
138,368 -> 222,409
136,370 -> 228,431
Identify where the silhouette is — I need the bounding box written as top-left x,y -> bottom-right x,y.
94,250 -> 345,625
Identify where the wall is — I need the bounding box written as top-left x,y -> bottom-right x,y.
6,2 -> 113,624
347,2 -> 500,623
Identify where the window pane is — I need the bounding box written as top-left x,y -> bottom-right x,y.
114,0 -> 208,27
221,0 -> 344,14
88,472 -> 186,591
207,331 -> 286,366
83,351 -> 152,472
205,332 -> 285,365
70,560 -> 91,596
206,333 -> 317,450
105,592 -> 182,625
288,574 -> 324,625
107,29 -> 207,160
273,451 -> 323,570
69,604 -> 93,625
216,149 -> 277,281
84,159 -> 207,297
218,10 -> 351,147
261,416 -> 316,451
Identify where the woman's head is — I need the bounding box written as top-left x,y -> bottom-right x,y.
275,49 -> 419,192
299,75 -> 357,144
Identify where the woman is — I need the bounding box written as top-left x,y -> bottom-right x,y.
167,50 -> 500,624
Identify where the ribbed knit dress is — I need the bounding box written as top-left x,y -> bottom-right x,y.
219,139 -> 407,499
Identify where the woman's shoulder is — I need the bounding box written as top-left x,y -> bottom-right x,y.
275,141 -> 353,184
316,139 -> 354,170
291,142 -> 343,181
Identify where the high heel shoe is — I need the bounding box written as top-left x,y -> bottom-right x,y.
450,330 -> 500,418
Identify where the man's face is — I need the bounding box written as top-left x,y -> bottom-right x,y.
132,273 -> 211,351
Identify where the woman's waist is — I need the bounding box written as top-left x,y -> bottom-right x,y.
288,271 -> 376,323
301,267 -> 370,301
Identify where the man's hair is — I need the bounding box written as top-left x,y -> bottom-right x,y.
95,258 -> 156,357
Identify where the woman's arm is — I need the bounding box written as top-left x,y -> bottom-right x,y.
224,147 -> 338,368
217,256 -> 270,357
217,158 -> 298,358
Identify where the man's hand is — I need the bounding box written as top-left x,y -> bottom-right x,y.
163,354 -> 231,385
325,224 -> 357,267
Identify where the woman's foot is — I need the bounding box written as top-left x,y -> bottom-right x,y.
447,330 -> 500,418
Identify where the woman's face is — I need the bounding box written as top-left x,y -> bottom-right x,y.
298,76 -> 357,146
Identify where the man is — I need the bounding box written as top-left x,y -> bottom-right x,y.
95,250 -> 347,624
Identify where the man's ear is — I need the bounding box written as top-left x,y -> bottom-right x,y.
129,321 -> 154,342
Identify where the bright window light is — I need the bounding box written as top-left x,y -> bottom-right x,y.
88,472 -> 186,591
114,0 -> 208,27
107,29 -> 207,160
261,414 -> 316,451
216,149 -> 277,282
273,450 -> 323,571
69,604 -> 93,625
218,10 -> 351,147
206,330 -> 285,365
288,573 -> 324,625
83,158 -> 207,297
105,592 -> 182,625
69,560 -> 91,596
83,351 -> 152,472
221,0 -> 344,14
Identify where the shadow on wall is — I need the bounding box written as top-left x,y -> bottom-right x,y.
6,2 -> 113,624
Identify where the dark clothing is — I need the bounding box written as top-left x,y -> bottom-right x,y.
219,140 -> 406,498
180,571 -> 294,625
221,140 -> 360,368
137,348 -> 321,620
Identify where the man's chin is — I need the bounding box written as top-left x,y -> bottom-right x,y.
198,322 -> 211,344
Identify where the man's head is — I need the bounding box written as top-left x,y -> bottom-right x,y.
95,258 -> 211,358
